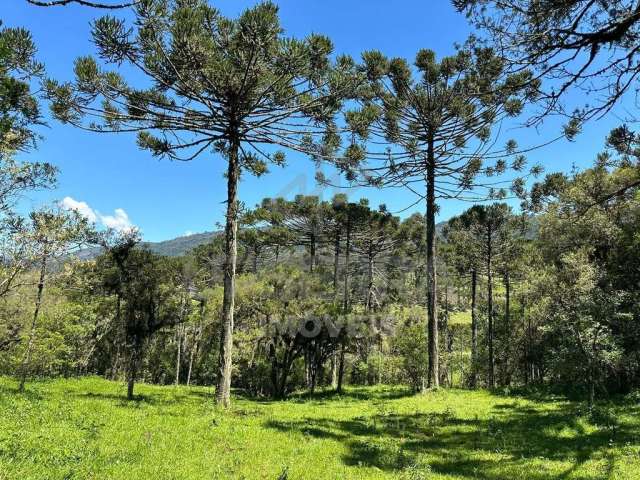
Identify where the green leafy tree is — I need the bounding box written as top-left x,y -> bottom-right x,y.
533,157 -> 640,399
443,214 -> 482,387
0,22 -> 44,155
393,321 -> 429,393
343,45 -> 537,388
249,198 -> 296,266
446,203 -> 513,388
279,195 -> 329,273
45,0 -> 356,406
0,23 -> 57,300
94,236 -> 182,399
395,213 -> 426,303
17,207 -> 93,391
353,205 -> 399,311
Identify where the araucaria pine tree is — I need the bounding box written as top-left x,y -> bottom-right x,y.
342,45 -> 539,388
45,0 -> 357,407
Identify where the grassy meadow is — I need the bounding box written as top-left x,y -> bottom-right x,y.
1,377 -> 640,480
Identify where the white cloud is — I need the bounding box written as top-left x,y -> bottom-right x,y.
60,196 -> 98,223
60,197 -> 135,233
100,208 -> 134,233
184,230 -> 194,237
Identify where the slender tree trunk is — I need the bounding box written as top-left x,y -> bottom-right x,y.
111,343 -> 121,381
588,362 -> 595,409
304,349 -> 312,389
470,269 -> 478,388
527,307 -> 534,384
425,138 -> 439,389
18,251 -> 48,392
330,351 -> 338,388
366,254 -> 374,311
309,343 -> 318,394
278,355 -> 294,399
522,300 -> 529,386
337,340 -> 346,393
187,302 -> 204,387
309,234 -> 316,273
487,229 -> 495,389
378,333 -> 383,385
127,377 -> 135,400
338,216 -> 352,394
127,353 -> 137,400
187,342 -> 195,386
216,140 -> 240,408
333,231 -> 340,294
175,325 -> 182,386
504,271 -> 511,386
441,269 -> 450,386
343,218 -> 351,312
110,293 -> 123,380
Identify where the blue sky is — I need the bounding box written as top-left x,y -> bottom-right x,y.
4,0 -> 627,241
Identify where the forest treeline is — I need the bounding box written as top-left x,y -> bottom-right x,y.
1,0 -> 640,407
2,158 -> 639,404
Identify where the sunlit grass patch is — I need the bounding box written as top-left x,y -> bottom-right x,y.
1,377 -> 639,479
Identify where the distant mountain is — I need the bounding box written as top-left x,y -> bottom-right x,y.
143,231 -> 219,257
73,231 -> 220,261
74,216 -> 538,260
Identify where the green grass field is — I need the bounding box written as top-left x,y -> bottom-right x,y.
1,377 -> 639,480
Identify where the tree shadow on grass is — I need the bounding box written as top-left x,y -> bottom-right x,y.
230,386 -> 414,405
0,384 -> 43,401
264,400 -> 640,479
288,386 -> 415,403
71,389 -> 211,407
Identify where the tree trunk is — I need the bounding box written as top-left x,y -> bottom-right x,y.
588,363 -> 595,409
18,251 -> 48,392
527,305 -> 534,385
187,343 -> 195,386
337,340 -> 346,393
270,344 -> 296,400
110,293 -> 123,380
309,344 -> 318,394
378,333 -> 383,385
187,302 -> 204,387
342,218 -> 351,312
175,325 -> 182,386
487,229 -> 495,389
126,345 -> 139,400
366,254 -> 374,311
441,269 -> 451,386
470,269 -> 478,388
127,377 -> 135,400
304,348 -> 312,389
216,141 -> 240,408
425,139 -> 439,389
330,351 -> 338,388
523,300 -> 530,385
338,215 -> 352,394
127,360 -> 136,400
309,234 -> 316,273
333,231 -> 340,295
504,271 -> 511,386
111,343 -> 121,381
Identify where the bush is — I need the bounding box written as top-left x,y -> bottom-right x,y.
392,322 -> 428,391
